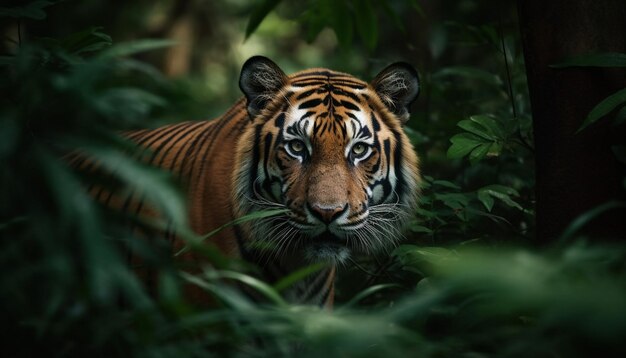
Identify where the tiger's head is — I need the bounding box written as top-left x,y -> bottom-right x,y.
234,56 -> 420,265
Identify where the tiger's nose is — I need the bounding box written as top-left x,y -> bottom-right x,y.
308,203 -> 348,224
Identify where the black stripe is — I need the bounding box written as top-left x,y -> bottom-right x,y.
175,122 -> 215,178
296,88 -> 317,100
301,111 -> 315,121
299,98 -> 322,109
334,88 -> 362,103
368,149 -> 381,174
262,132 -> 278,201
180,123 -> 218,182
182,108 -> 244,182
291,70 -> 341,78
371,113 -> 381,132
291,80 -> 327,88
152,121 -> 207,167
329,81 -> 366,89
391,130 -> 406,200
274,113 -> 285,128
248,124 -> 263,197
381,139 -> 393,200
340,100 -> 360,111
135,121 -> 192,149
196,108 -> 246,182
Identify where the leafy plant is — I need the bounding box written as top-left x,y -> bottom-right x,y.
245,0 -> 423,51
447,114 -> 516,164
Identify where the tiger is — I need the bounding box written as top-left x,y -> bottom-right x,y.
84,56 -> 421,307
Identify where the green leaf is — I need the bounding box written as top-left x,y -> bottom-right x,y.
210,270 -> 287,307
469,114 -> 508,139
477,185 -> 523,211
477,190 -> 495,212
0,1 -> 53,20
354,0 -> 378,51
409,224 -> 434,234
450,115 -> 509,163
469,143 -> 491,164
59,27 -> 112,55
80,146 -> 188,227
245,0 -> 282,40
447,133 -> 484,159
180,272 -> 255,311
99,39 -> 177,59
342,284 -> 401,309
551,52 -> 626,68
561,201 -> 626,240
273,262 -> 329,292
415,207 -> 446,224
394,245 -> 455,266
175,208 -> 289,256
488,141 -> 503,156
434,192 -> 470,210
457,119 -> 496,140
95,87 -> 167,124
578,88 -> 626,133
432,180 -> 461,190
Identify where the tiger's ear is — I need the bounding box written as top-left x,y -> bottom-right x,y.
371,62 -> 420,124
239,56 -> 287,117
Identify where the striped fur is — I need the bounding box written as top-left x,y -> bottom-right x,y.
85,57 -> 421,307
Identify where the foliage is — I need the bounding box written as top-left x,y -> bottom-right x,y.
551,52 -> 626,132
246,0 -> 423,51
1,1 -> 624,357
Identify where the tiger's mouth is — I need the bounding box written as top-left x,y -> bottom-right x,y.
313,231 -> 343,244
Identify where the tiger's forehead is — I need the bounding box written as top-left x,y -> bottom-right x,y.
278,69 -> 379,142
287,68 -> 369,89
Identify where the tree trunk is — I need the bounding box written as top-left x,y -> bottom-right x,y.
518,0 -> 626,242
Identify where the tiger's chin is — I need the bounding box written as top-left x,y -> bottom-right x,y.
302,233 -> 351,264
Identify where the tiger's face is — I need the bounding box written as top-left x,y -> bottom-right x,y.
234,57 -> 420,264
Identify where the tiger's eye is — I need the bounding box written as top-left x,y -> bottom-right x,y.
288,140 -> 306,153
351,143 -> 367,156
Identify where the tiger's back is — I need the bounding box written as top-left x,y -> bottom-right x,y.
125,98 -> 251,257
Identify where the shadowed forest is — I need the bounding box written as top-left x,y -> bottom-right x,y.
1,0 -> 625,357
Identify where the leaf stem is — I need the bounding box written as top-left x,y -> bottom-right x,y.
498,10 -> 517,120
18,18 -> 22,47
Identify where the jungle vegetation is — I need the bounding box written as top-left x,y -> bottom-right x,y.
1,0 -> 625,357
